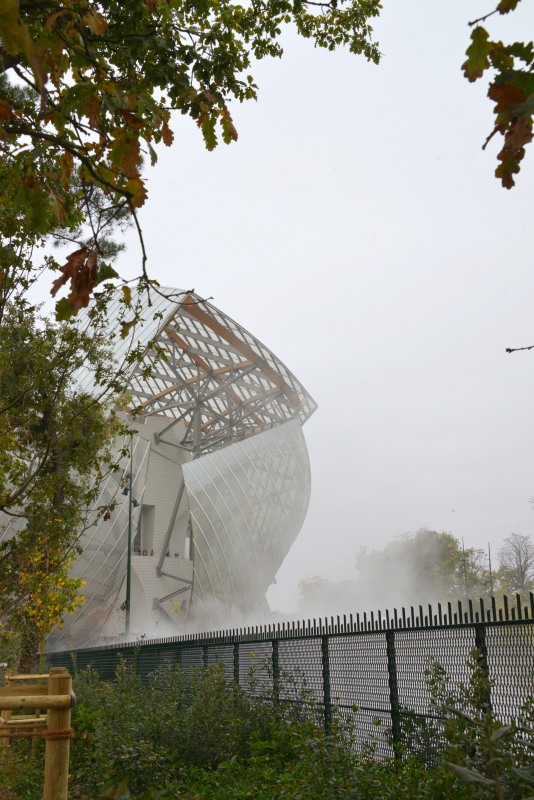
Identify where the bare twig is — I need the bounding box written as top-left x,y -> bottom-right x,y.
505,345 -> 534,353
468,9 -> 499,27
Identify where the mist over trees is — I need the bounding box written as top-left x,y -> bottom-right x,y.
497,532 -> 534,594
298,528 -> 534,617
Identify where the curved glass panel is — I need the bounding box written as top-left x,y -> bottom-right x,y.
183,420 -> 311,627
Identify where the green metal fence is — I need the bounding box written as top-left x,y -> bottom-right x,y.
47,593 -> 534,758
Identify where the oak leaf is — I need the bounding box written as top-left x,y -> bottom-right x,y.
161,121 -> 174,146
51,247 -> 100,313
110,130 -> 141,178
95,262 -> 119,285
496,116 -> 533,188
59,150 -> 74,190
119,110 -> 144,131
488,82 -> 525,113
86,93 -> 102,129
463,27 -> 493,82
125,177 -> 148,208
221,108 -> 238,144
497,0 -> 522,11
51,247 -> 88,298
120,319 -> 136,339
503,114 -> 533,152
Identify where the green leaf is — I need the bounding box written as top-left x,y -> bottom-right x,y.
54,297 -> 77,321
201,114 -> 217,151
120,319 -> 136,339
507,41 -> 534,65
95,262 -> 119,286
511,92 -> 534,115
497,0 -> 522,12
463,27 -> 492,82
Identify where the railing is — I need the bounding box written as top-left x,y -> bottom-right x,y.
47,593 -> 534,758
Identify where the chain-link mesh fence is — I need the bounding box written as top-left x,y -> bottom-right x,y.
47,593 -> 534,758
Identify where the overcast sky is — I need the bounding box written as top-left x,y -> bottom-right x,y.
48,2 -> 534,612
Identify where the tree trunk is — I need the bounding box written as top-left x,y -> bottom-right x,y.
16,626 -> 39,674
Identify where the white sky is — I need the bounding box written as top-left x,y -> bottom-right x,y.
50,2 -> 534,611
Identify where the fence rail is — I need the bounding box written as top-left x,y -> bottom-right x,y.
47,593 -> 534,758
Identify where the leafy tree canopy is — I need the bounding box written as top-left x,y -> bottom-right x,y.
497,532 -> 534,593
355,529 -> 489,606
0,305 -> 126,664
0,0 -> 382,318
297,530 -> 491,616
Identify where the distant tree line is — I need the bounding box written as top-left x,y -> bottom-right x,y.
298,530 -> 534,616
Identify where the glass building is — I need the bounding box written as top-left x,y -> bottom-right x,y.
36,289 -> 316,647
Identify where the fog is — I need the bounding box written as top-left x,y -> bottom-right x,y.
31,2 -> 534,620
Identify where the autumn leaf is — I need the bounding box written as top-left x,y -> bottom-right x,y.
69,250 -> 99,310
0,0 -> 46,104
110,129 -> 141,178
51,246 -> 88,298
496,115 -> 533,188
48,187 -> 68,224
463,27 -> 493,82
59,150 -> 74,190
161,121 -> 174,146
86,93 -> 102,129
488,82 -> 525,114
51,247 -> 100,313
503,115 -> 533,152
221,108 -> 238,144
125,176 -> 148,208
0,98 -> 13,121
122,285 -> 132,304
119,110 -> 144,130
82,8 -> 109,35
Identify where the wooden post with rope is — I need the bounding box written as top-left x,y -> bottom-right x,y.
0,667 -> 75,800
43,667 -> 73,800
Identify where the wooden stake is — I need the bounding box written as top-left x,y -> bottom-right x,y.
0,671 -> 13,747
43,667 -> 72,800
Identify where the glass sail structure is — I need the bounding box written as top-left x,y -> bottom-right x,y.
11,288 -> 317,647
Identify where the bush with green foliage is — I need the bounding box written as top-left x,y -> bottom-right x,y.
1,650 -> 534,800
